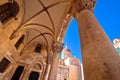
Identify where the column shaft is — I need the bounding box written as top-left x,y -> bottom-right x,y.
75,10 -> 120,80
44,64 -> 51,80
48,42 -> 63,80
48,53 -> 60,80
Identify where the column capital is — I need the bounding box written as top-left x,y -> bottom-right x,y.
71,0 -> 96,16
54,41 -> 64,54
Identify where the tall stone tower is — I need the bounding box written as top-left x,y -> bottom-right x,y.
57,46 -> 82,80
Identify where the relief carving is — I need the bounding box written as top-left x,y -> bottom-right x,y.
73,0 -> 96,15
82,0 -> 96,9
54,42 -> 63,54
34,63 -> 41,70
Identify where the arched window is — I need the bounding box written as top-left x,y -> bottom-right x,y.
34,44 -> 42,53
0,1 -> 19,23
15,35 -> 24,49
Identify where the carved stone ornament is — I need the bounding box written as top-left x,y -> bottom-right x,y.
74,0 -> 96,13
82,0 -> 96,9
34,63 -> 41,70
54,42 -> 64,54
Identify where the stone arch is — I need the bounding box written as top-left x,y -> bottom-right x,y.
30,42 -> 48,57
33,63 -> 42,70
30,60 -> 44,72
28,60 -> 45,80
21,40 -> 47,52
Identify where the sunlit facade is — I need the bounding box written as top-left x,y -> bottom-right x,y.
113,38 -> 120,55
57,46 -> 82,80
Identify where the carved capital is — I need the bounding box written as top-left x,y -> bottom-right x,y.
54,42 -> 64,54
72,0 -> 96,16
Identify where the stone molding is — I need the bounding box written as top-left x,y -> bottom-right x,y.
72,0 -> 96,16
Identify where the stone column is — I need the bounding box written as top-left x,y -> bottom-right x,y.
0,20 -> 3,61
73,0 -> 120,80
44,64 -> 51,80
43,52 -> 52,80
48,42 -> 63,80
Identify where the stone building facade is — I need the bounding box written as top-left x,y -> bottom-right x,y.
57,46 -> 82,80
113,38 -> 120,55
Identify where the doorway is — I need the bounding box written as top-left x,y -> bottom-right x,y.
11,66 -> 24,80
28,71 -> 39,80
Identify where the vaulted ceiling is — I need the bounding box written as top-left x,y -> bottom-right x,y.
19,0 -> 73,49
0,0 -> 74,50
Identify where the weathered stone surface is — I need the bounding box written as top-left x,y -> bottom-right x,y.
76,10 -> 120,80
48,42 -> 63,80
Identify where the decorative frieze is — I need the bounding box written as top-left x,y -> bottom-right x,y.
72,0 -> 96,16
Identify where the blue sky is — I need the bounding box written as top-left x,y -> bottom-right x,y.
63,0 -> 120,63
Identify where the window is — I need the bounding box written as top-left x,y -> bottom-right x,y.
11,66 -> 24,80
116,47 -> 120,55
34,44 -> 42,53
0,58 -> 10,73
0,1 -> 19,23
15,35 -> 24,49
28,71 -> 39,80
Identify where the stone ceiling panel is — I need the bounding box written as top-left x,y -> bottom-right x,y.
23,11 -> 54,32
19,0 -> 72,49
41,0 -> 69,7
48,2 -> 70,34
23,0 -> 43,23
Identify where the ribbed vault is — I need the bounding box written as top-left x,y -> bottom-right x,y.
18,0 -> 72,49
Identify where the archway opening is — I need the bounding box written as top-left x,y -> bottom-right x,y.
63,18 -> 82,63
